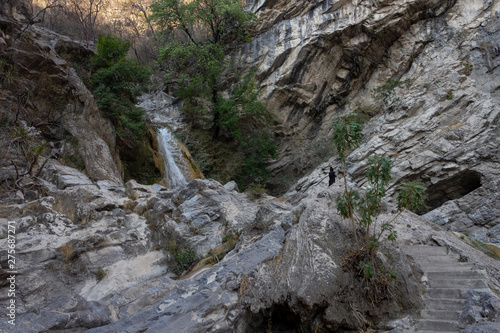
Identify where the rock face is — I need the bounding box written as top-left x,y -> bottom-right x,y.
0,2 -> 122,186
1,161 -> 499,332
239,0 -> 500,244
0,0 -> 499,332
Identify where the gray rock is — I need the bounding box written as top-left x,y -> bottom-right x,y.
0,293 -> 112,333
224,180 -> 239,192
461,322 -> 500,333
460,290 -> 500,327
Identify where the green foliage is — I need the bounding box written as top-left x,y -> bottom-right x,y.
96,267 -> 107,281
151,0 -> 254,99
353,104 -> 377,124
463,62 -> 473,76
333,114 -> 427,251
342,249 -> 398,304
222,230 -> 240,250
372,78 -> 413,101
446,90 -> 454,100
151,0 -> 258,137
164,238 -> 198,275
215,72 -> 268,141
245,182 -> 267,200
332,113 -> 363,162
151,0 -> 274,188
92,34 -> 150,141
9,122 -> 47,176
333,114 -> 426,301
173,246 -> 197,274
397,181 -> 427,212
90,34 -> 160,184
240,131 -> 277,184
93,34 -> 131,69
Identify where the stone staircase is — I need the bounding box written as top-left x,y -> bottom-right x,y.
401,245 -> 489,333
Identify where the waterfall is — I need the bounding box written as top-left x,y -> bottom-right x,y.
157,127 -> 188,188
137,90 -> 203,188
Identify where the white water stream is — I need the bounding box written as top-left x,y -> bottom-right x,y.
157,127 -> 188,188
137,90 -> 195,188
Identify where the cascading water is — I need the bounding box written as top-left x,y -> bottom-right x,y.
137,89 -> 202,188
157,127 -> 188,188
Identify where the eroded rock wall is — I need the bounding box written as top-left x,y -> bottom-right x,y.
0,2 -> 122,186
240,0 -> 500,243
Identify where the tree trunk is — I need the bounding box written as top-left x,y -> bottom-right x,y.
211,88 -> 220,140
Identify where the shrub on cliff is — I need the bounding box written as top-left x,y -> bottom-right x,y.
333,113 -> 426,302
91,34 -> 160,183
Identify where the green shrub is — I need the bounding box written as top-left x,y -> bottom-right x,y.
90,34 -> 159,183
174,247 -> 197,274
222,230 -> 240,250
96,267 -> 107,281
372,79 -> 413,101
333,113 -> 426,302
245,182 -> 267,200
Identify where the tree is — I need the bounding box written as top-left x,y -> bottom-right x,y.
21,0 -> 61,36
149,0 -> 255,139
150,0 -> 276,189
121,0 -> 159,64
64,0 -> 107,47
332,114 -> 426,299
91,34 -> 160,183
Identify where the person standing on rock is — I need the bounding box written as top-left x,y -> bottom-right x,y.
328,167 -> 337,186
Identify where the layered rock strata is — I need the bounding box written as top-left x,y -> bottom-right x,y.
0,161 -> 499,332
240,0 -> 500,244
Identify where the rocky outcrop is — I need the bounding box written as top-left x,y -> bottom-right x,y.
1,160 -> 499,332
238,183 -> 423,332
0,2 -> 122,186
240,0 -> 500,244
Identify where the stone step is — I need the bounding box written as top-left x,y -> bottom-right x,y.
425,298 -> 466,311
417,331 -> 458,333
416,319 -> 459,331
417,330 -> 458,333
421,309 -> 461,321
427,270 -> 485,280
416,255 -> 461,263
426,288 -> 463,299
401,245 -> 450,256
429,278 -> 488,289
419,263 -> 474,272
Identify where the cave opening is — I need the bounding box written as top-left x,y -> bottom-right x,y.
416,169 -> 482,215
244,302 -> 337,333
244,303 -> 305,333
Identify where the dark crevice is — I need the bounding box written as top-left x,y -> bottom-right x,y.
244,302 -> 335,333
417,169 -> 482,215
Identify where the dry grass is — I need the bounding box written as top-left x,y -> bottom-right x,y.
59,242 -> 76,261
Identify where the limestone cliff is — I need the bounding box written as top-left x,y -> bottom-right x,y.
0,1 -> 499,332
239,0 -> 500,245
0,1 -> 122,187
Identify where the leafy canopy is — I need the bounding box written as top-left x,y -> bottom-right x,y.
150,0 -> 276,188
92,34 -> 150,143
150,0 -> 256,137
